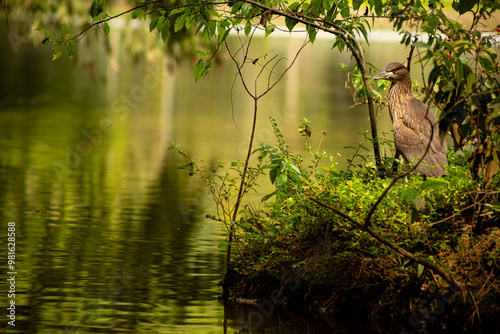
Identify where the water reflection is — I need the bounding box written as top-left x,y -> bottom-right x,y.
0,21 -> 406,333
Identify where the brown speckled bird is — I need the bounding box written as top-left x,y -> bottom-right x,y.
372,62 -> 448,177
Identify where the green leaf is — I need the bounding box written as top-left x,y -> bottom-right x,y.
440,81 -> 455,93
230,1 -> 244,14
90,0 -> 105,19
261,163 -> 281,169
174,15 -> 186,32
453,0 -> 478,14
217,25 -> 230,51
169,8 -> 184,16
374,0 -> 383,16
419,16 -> 435,35
161,20 -> 170,42
401,188 -> 420,205
275,174 -> 288,188
264,25 -> 274,37
193,50 -> 207,57
52,42 -> 63,61
103,22 -> 110,36
196,21 -> 205,37
185,15 -> 196,31
244,20 -> 252,36
241,3 -> 256,18
269,161 -> 283,184
307,25 -> 317,43
478,54 -> 495,71
452,40 -> 475,49
482,47 -> 498,63
420,180 -> 447,190
353,0 -> 363,11
289,163 -> 302,176
35,28 -> 56,37
357,22 -> 369,45
437,9 -> 447,24
416,263 -> 425,279
288,1 -> 301,11
486,105 -> 500,123
261,191 -> 277,202
131,10 -> 140,19
66,40 -> 75,59
413,41 -> 432,49
200,21 -> 214,41
149,17 -> 159,32
339,0 -> 350,18
193,59 -> 205,82
285,17 -> 298,32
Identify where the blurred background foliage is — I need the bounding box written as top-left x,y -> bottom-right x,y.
8,0 -> 497,185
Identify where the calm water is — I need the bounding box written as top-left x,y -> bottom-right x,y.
0,21 -> 407,333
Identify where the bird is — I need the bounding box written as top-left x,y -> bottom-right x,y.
372,62 -> 448,177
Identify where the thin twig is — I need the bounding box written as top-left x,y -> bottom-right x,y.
224,30 -> 308,268
64,1 -> 164,42
406,35 -> 418,71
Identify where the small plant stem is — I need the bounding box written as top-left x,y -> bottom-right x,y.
226,97 -> 259,270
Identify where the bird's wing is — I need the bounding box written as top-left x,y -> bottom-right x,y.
393,99 -> 432,155
394,98 -> 447,176
408,98 -> 439,128
393,118 -> 428,157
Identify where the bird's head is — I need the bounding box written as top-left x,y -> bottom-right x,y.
371,62 -> 410,82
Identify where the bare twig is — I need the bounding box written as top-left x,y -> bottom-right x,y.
223,31 -> 308,268
406,35 -> 418,71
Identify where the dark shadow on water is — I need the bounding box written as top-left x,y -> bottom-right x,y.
222,302 -> 373,334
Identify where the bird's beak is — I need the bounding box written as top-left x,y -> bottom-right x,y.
371,71 -> 390,81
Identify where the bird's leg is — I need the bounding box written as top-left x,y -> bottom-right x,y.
392,151 -> 400,174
